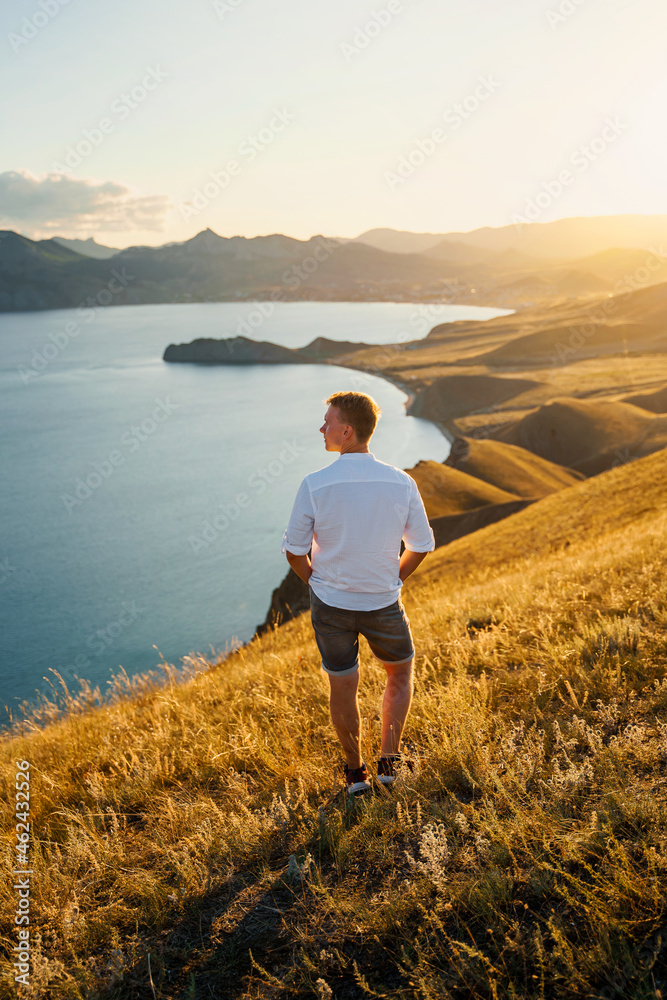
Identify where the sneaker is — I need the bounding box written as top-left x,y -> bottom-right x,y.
377,754 -> 402,785
344,762 -> 371,795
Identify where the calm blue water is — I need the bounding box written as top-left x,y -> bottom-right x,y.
0,300 -> 511,711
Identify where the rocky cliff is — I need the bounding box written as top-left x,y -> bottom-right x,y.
163,336 -> 305,364
163,335 -> 373,365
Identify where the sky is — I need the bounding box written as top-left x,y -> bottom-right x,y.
1,0 -> 666,247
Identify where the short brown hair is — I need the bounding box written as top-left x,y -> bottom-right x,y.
325,391 -> 381,444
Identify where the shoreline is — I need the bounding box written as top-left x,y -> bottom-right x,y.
164,304 -> 519,649
161,298 -> 512,449
326,359 -> 457,446
0,296 -> 517,318
251,359 -> 459,646
4,301 -> 500,713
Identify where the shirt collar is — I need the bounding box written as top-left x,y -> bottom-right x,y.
338,452 -> 374,458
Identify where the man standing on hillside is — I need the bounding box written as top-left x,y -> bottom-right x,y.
281,391 -> 435,794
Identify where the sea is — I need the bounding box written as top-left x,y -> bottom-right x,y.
0,300 -> 511,713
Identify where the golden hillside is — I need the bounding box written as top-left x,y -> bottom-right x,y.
406,375 -> 544,425
406,459 -> 519,518
493,396 -> 667,475
623,384 -> 667,413
2,446 -> 667,998
336,282 -> 667,448
445,436 -> 585,498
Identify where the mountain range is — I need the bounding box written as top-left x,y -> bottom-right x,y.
351,214 -> 667,257
2,213 -> 667,312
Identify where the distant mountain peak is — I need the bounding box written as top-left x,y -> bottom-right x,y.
52,235 -> 120,259
181,228 -> 229,255
191,227 -> 224,241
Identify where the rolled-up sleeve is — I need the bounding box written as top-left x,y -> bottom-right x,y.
280,478 -> 315,555
403,477 -> 435,552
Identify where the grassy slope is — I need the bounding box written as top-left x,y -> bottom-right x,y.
418,445 -> 666,589
624,385 -> 667,413
494,397 -> 667,475
444,437 -> 585,498
2,449 -> 667,998
405,460 -> 519,518
336,283 -> 667,447
407,375 -> 545,425
544,248 -> 667,285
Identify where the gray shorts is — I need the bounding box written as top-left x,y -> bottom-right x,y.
310,589 -> 415,677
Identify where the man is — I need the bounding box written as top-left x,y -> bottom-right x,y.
281,391 -> 435,794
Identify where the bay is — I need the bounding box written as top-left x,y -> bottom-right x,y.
0,300 -> 511,710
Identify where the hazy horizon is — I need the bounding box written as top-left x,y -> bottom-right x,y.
1,0 -> 666,248
8,210 -> 667,256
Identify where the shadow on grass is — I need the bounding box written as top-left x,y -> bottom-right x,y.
100,789 -> 379,1000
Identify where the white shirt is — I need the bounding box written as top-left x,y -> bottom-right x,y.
281,452 -> 435,611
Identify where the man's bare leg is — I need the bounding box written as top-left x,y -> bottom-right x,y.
380,659 -> 414,757
328,671 -> 362,769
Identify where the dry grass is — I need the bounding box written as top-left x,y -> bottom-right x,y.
406,460 -> 519,519
337,281 -> 667,444
441,437 -> 584,499
2,450 -> 667,999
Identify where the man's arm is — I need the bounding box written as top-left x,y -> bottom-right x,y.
281,478 -> 314,581
400,477 -> 435,582
286,550 -> 313,585
399,548 -> 429,582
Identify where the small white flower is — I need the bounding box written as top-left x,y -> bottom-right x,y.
286,852 -> 314,881
405,822 -> 450,889
454,812 -> 469,833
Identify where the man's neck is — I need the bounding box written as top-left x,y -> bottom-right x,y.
339,445 -> 369,455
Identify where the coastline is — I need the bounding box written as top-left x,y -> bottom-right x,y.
252,357 -> 458,642
161,303 -> 522,644
5,300 -> 497,711
325,359 -> 458,446
160,299 -> 514,452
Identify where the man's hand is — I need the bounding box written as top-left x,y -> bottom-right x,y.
399,549 -> 429,582
285,550 -> 313,585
